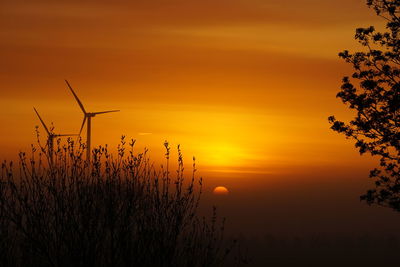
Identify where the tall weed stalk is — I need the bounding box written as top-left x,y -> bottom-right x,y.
0,134 -> 235,267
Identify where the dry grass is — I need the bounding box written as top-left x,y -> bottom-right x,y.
0,132 -> 240,267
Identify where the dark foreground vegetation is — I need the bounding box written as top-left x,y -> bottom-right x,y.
0,135 -> 240,267
329,0 -> 400,211
241,233 -> 400,267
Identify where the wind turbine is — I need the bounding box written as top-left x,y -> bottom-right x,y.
65,80 -> 120,162
33,107 -> 78,164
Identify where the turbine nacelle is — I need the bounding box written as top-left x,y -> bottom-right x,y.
33,107 -> 78,138
66,80 -> 120,135
65,80 -> 120,162
87,110 -> 120,118
33,107 -> 79,164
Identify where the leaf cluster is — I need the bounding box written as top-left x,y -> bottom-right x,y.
329,0 -> 400,211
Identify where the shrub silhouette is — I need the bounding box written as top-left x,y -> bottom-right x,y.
0,133 -> 235,267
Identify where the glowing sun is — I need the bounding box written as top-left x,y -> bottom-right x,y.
213,186 -> 229,195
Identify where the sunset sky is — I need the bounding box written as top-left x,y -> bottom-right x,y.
1,0 -> 399,239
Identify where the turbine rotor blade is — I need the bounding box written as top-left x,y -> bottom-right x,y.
79,116 -> 87,136
93,110 -> 120,115
65,80 -> 87,114
33,107 -> 51,135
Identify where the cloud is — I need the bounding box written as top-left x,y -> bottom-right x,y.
1,0 -> 379,29
138,133 -> 152,136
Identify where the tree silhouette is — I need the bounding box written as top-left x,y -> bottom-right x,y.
329,0 -> 400,211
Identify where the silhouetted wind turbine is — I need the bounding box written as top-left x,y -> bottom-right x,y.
33,107 -> 78,164
65,80 -> 120,162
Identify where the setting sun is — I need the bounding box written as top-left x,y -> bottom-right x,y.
213,186 -> 229,195
1,0 -> 400,266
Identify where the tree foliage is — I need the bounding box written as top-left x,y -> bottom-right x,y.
329,0 -> 400,211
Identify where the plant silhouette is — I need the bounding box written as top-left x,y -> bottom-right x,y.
329,0 -> 400,211
0,132 -> 238,267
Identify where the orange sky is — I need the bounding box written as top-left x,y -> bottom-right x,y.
2,0 -> 400,239
0,0 -> 382,172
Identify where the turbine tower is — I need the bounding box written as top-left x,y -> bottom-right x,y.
33,107 -> 77,164
65,80 -> 120,162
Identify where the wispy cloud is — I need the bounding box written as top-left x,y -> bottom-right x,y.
138,132 -> 152,136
